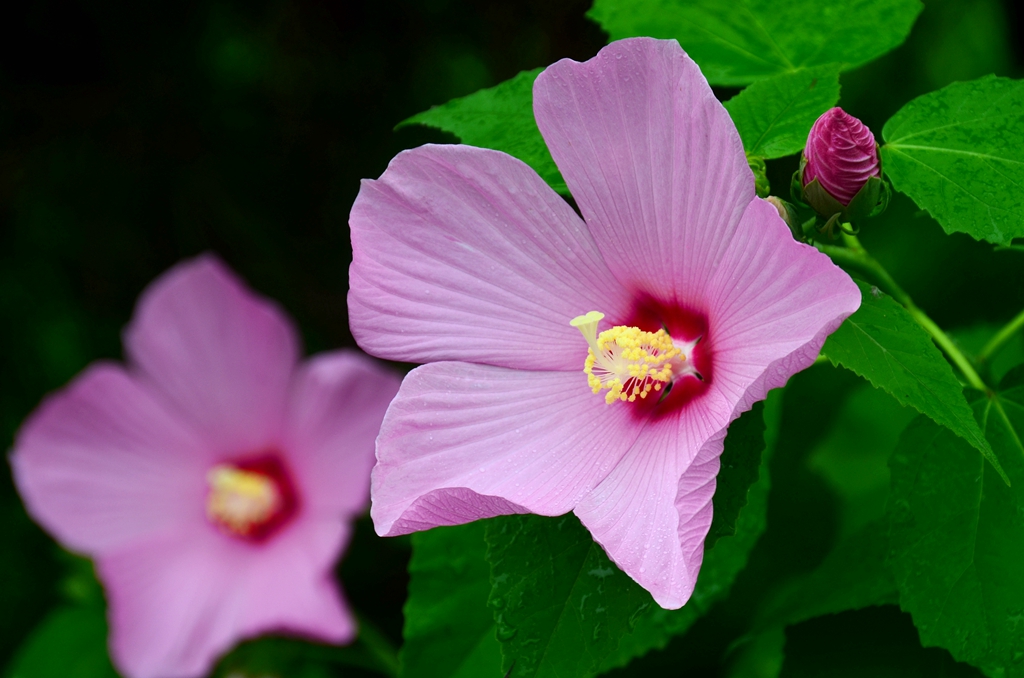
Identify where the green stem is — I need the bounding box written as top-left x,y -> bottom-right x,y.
815,234 -> 990,393
906,305 -> 988,392
356,613 -> 400,677
978,306 -> 1024,365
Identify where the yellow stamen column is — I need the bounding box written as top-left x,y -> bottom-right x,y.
570,311 -> 682,404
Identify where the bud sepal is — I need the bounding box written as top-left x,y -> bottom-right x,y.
766,196 -> 802,240
748,154 -> 770,199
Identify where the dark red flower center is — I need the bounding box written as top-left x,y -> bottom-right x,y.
624,295 -> 713,421
570,296 -> 713,422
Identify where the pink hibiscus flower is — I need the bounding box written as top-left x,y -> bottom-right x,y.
349,38 -> 861,609
11,256 -> 401,678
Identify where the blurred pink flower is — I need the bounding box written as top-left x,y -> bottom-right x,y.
802,107 -> 881,206
349,38 -> 860,609
11,256 -> 400,678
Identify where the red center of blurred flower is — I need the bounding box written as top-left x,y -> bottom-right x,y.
205,455 -> 299,542
626,296 -> 713,421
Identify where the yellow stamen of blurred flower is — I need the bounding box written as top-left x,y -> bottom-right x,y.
206,465 -> 282,537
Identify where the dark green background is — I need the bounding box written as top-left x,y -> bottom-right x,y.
1,0 -> 1022,675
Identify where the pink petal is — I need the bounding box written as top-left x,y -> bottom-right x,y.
707,198 -> 861,413
283,351 -> 401,517
574,417 -> 724,609
102,518 -> 354,678
348,144 -> 631,371
533,38 -> 754,305
124,256 -> 300,454
10,363 -> 209,554
371,361 -> 644,536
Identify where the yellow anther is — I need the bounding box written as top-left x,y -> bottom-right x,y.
570,312 -> 682,405
206,465 -> 282,536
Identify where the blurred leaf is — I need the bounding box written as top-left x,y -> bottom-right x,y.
759,519 -> 897,630
214,635 -> 390,678
596,390 -> 783,673
0,497 -> 61,663
587,0 -> 921,85
4,607 -> 119,678
887,371 -> 1024,672
724,65 -> 841,159
724,627 -> 785,678
806,385 -> 915,538
55,552 -> 105,608
733,393 -> 911,673
823,280 -> 1005,482
912,0 -> 1013,91
779,607 -> 984,677
882,76 -> 1024,245
398,69 -> 566,193
399,523 -> 501,678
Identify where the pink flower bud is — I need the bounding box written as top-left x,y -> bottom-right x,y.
802,107 -> 880,207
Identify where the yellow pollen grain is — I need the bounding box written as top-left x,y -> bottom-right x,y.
206,465 -> 281,536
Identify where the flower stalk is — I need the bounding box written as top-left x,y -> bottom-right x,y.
978,307 -> 1024,367
816,232 -> 990,393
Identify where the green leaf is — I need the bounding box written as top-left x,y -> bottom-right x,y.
485,394 -> 781,678
823,280 -> 1006,483
399,523 -> 502,678
887,378 -> 1024,672
882,76 -> 1024,245
724,65 -> 842,159
398,68 -> 566,193
596,390 -> 783,673
485,513 -> 651,678
587,0 -> 921,85
4,607 -> 119,678
709,400 -> 769,545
